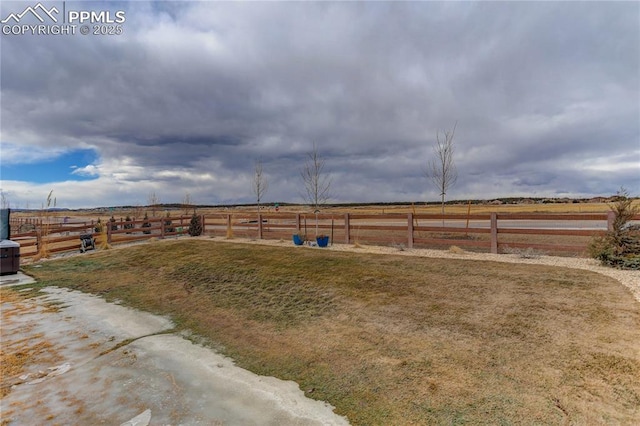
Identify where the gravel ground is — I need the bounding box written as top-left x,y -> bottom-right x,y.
216,237 -> 640,305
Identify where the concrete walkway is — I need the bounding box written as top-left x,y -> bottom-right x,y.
0,273 -> 349,425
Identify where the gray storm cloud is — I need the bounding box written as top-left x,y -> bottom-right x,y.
1,1 -> 638,208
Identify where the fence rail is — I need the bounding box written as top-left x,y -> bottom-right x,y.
11,215 -> 196,260
202,211 -> 633,255
9,211 -> 638,262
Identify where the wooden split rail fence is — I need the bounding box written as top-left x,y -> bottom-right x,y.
11,215 -> 197,260
202,211 -> 633,255
10,211 -> 638,262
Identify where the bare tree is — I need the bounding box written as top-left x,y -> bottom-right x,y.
182,192 -> 194,215
427,122 -> 458,221
301,142 -> 332,210
301,143 -> 332,237
132,203 -> 144,221
147,191 -> 161,217
252,159 -> 269,212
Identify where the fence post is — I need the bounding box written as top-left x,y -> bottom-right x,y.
344,213 -> 350,244
107,221 -> 112,244
258,213 -> 263,239
160,217 -> 165,239
201,214 -> 206,236
296,213 -> 301,234
607,211 -> 615,231
490,212 -> 498,254
407,213 -> 414,249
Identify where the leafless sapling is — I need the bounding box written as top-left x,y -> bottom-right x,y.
300,143 -> 332,236
252,159 -> 269,213
427,122 -> 458,224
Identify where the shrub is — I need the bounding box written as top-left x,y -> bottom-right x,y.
124,215 -> 134,233
589,188 -> 640,270
142,213 -> 151,234
188,214 -> 203,236
164,212 -> 175,233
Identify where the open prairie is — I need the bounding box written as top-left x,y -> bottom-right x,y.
11,200 -> 638,221
17,239 -> 640,425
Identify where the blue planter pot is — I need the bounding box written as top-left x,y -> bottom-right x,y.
292,234 -> 305,245
316,236 -> 329,247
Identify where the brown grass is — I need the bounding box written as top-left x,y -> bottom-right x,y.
21,240 -> 640,425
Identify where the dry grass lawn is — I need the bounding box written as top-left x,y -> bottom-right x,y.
18,240 -> 640,425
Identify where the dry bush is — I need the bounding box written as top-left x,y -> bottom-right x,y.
97,223 -> 111,250
33,190 -> 55,261
448,245 -> 465,254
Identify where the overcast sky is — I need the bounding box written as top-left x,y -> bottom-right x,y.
1,1 -> 638,209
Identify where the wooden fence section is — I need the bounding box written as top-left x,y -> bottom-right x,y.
9,217 -> 41,235
204,211 -> 635,256
106,215 -> 195,245
12,215 -> 197,259
491,213 -> 611,253
11,211 -> 639,261
11,222 -> 91,258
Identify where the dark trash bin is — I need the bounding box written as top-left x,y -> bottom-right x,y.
0,240 -> 20,275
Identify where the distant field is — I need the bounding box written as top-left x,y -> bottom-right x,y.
11,201 -> 637,222
21,240 -> 640,425
319,201 -> 629,215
